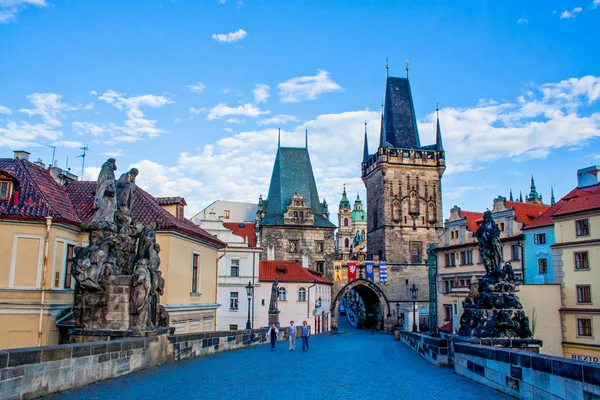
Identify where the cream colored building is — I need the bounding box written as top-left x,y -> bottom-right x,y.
258,260 -> 332,334
551,166 -> 600,363
0,152 -> 225,349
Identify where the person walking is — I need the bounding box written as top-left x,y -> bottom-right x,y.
301,321 -> 310,351
288,321 -> 297,351
267,323 -> 279,351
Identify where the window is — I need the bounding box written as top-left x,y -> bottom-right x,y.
229,292 -> 239,310
229,324 -> 238,331
511,245 -> 520,261
465,250 -> 473,265
445,252 -> 456,267
577,318 -> 592,337
64,244 -> 75,289
192,253 -> 200,293
316,262 -> 324,274
230,259 -> 240,277
453,303 -> 458,315
410,242 -> 422,264
499,222 -> 505,232
576,219 -> 589,237
223,210 -> 231,219
278,287 -> 287,301
575,252 -> 590,270
577,285 -> 592,304
261,299 -> 265,306
344,218 -> 349,227
316,242 -> 324,253
177,205 -> 184,220
443,280 -> 451,293
299,212 -> 304,219
538,258 -> 548,275
534,233 -> 546,245
289,240 -> 298,253
460,251 -> 466,265
450,230 -> 458,240
344,238 -> 349,248
0,181 -> 10,199
444,305 -> 452,321
298,287 -> 306,302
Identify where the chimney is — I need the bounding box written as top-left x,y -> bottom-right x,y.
13,150 -> 30,161
577,166 -> 600,189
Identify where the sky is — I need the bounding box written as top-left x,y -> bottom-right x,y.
0,0 -> 599,221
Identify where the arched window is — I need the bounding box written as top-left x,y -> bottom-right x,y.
298,287 -> 306,302
278,287 -> 287,301
344,238 -> 349,248
361,229 -> 365,237
344,218 -> 349,226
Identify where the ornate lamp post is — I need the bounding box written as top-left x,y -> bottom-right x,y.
410,284 -> 419,332
245,281 -> 254,330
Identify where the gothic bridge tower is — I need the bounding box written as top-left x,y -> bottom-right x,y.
361,73 -> 446,311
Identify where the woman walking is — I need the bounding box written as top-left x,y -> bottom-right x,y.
301,321 -> 310,351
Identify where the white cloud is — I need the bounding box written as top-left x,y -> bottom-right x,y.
219,0 -> 226,3
96,90 -> 174,141
19,93 -> 73,126
207,102 -> 269,120
594,0 -> 600,8
186,82 -> 205,94
223,127 -> 233,133
102,150 -> 124,158
517,18 -> 529,24
257,114 -> 299,126
253,84 -> 270,104
0,0 -> 46,24
72,121 -> 107,137
278,70 -> 342,103
226,117 -> 245,124
90,90 -> 98,95
211,29 -> 247,43
190,107 -> 206,115
52,140 -> 85,148
222,89 -> 231,94
84,103 -> 94,110
560,7 -> 583,18
0,105 -> 11,114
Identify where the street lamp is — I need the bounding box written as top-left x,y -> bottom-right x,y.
245,281 -> 253,330
410,283 -> 419,332
396,302 -> 400,327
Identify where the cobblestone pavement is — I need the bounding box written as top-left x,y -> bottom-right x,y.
48,321 -> 509,400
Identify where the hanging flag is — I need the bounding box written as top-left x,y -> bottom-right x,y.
379,263 -> 387,285
365,262 -> 374,282
348,262 -> 357,283
334,261 -> 343,283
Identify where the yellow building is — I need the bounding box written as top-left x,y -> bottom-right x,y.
551,166 -> 600,362
0,151 -> 224,350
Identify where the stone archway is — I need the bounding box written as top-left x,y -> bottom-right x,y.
331,279 -> 391,331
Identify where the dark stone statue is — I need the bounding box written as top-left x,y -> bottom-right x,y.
458,212 -> 532,339
130,260 -> 152,331
91,158 -> 118,231
116,168 -> 138,216
269,277 -> 279,312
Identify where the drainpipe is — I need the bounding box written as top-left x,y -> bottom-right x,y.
216,247 -> 228,303
251,251 -> 256,329
307,281 -> 317,319
38,216 -> 53,346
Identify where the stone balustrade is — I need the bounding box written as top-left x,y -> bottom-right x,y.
398,330 -> 448,367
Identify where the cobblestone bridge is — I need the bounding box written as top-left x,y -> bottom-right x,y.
48,321 -> 509,400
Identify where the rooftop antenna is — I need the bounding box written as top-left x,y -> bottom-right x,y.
405,60 -> 409,79
76,146 -> 88,179
305,129 -> 308,149
385,57 -> 389,78
43,143 -> 56,167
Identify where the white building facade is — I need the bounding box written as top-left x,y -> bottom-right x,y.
191,200 -> 258,225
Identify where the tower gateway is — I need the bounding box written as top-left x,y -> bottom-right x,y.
257,139 -> 336,275
361,74 -> 446,321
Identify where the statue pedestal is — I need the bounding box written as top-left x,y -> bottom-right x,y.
104,275 -> 132,331
268,310 -> 280,328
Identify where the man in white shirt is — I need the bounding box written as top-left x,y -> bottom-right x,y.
288,321 -> 297,351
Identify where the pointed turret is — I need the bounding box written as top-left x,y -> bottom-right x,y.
363,122 -> 369,162
509,189 -> 514,201
379,76 -> 421,149
435,107 -> 444,152
551,186 -> 556,206
339,185 -> 351,210
519,191 -> 523,202
526,175 -> 543,204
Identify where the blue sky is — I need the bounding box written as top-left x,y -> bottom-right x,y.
0,0 -> 599,219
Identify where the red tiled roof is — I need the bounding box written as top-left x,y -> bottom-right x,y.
223,222 -> 257,247
259,260 -> 332,284
506,201 -> 551,225
459,211 -> 483,232
0,158 -> 81,225
439,321 -> 452,333
66,181 -> 225,248
156,196 -> 187,206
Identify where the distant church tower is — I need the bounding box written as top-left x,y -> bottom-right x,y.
336,187 -> 367,254
361,73 -> 445,296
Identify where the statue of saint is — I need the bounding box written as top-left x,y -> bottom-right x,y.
131,260 -> 152,330
269,277 -> 279,312
476,210 -> 502,274
116,168 -> 139,215
91,158 -> 118,230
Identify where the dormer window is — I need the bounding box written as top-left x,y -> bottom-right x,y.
176,205 -> 184,220
0,181 -> 10,199
223,210 -> 230,219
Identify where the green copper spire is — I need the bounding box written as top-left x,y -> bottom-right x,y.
352,193 -> 367,222
339,185 -> 350,210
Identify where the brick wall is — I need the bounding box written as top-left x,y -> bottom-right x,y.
0,328 -> 277,399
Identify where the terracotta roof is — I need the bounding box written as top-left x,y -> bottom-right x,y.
439,321 -> 452,333
259,260 -> 332,284
65,181 -> 225,248
459,211 -> 483,232
0,158 -> 81,225
506,201 -> 551,225
223,222 -> 258,247
156,196 -> 187,206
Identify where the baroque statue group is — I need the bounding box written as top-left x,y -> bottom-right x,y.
71,158 -> 169,334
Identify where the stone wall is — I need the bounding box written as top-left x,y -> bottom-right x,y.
453,342 -> 600,399
0,328 -> 276,400
399,331 -> 448,367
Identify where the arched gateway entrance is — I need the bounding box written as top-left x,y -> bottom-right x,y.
331,279 -> 391,331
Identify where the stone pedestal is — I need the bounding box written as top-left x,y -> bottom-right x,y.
104,275 -> 132,331
268,310 -> 280,328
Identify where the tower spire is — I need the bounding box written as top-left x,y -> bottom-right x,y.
363,122 -> 369,162
278,128 -> 281,148
405,59 -> 409,79
386,57 -> 389,78
519,191 -> 523,202
379,99 -> 385,147
551,186 -> 556,205
509,188 -> 514,201
305,129 -> 308,149
435,105 -> 444,152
